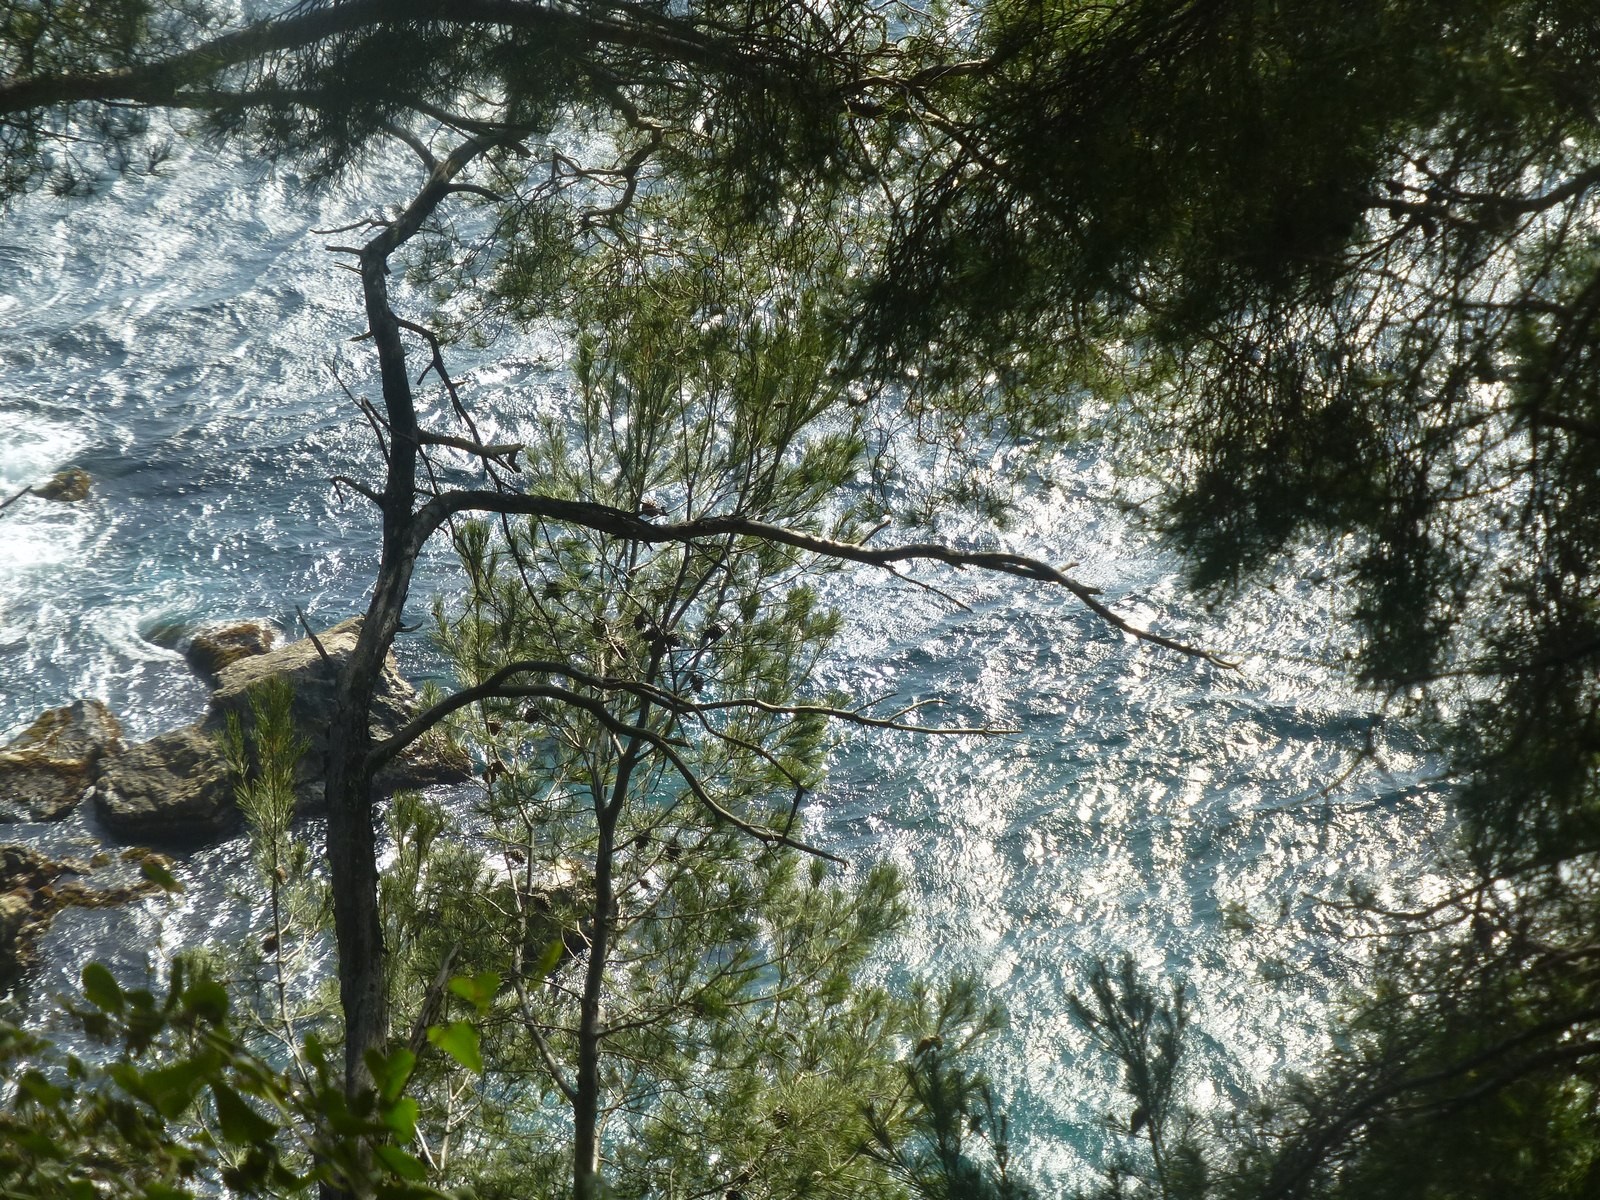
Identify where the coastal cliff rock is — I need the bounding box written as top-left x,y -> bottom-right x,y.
94,725 -> 235,841
92,618 -> 469,842
208,617 -> 418,748
0,700 -> 124,822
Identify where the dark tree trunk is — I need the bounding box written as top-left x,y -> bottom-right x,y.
572,737 -> 644,1200
315,144 -> 511,1200
572,810 -> 615,1200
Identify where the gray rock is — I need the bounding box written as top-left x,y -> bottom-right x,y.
92,617 -> 468,844
209,617 -> 415,748
93,724 -> 235,842
0,699 -> 124,821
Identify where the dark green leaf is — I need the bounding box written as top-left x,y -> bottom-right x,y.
141,858 -> 185,892
368,1045 -> 416,1105
182,976 -> 229,1024
211,1082 -> 278,1146
374,1143 -> 428,1181
17,1069 -> 65,1107
142,1056 -> 214,1119
532,938 -> 565,979
81,962 -> 123,1013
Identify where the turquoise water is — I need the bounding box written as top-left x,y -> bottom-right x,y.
0,126 -> 1445,1184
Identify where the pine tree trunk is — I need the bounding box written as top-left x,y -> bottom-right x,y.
573,810 -> 616,1200
573,737 -> 645,1200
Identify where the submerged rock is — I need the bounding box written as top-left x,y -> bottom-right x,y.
0,700 -> 124,822
0,844 -> 169,988
33,466 -> 91,502
139,616 -> 191,652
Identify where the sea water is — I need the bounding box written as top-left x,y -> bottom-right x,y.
0,125 -> 1445,1185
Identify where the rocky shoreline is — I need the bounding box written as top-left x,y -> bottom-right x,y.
0,615 -> 470,982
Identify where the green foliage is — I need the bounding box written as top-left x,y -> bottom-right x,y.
21,3 -> 1600,1196
218,679 -> 331,1055
1067,959 -> 1207,1200
847,5 -> 1600,1195
381,258 -> 955,1198
0,961 -> 452,1200
864,978 -> 1038,1200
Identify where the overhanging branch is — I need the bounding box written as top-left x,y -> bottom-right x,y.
367,658 -> 1006,774
407,680 -> 846,864
0,0 -> 839,120
411,491 -> 1236,666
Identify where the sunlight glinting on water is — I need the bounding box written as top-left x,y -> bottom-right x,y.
0,122 -> 1447,1186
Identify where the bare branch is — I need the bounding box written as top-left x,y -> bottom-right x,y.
296,606 -> 335,671
332,474 -> 385,506
511,972 -> 581,1106
406,945 -> 460,1056
392,317 -> 501,481
412,491 -> 1236,666
418,430 -> 523,468
538,684 -> 850,863
581,126 -> 662,226
367,669 -> 844,862
445,182 -> 508,203
369,657 -> 1010,775
381,121 -> 438,172
312,218 -> 388,236
0,0 -> 805,120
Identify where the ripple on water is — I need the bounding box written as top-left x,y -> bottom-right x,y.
811,547 -> 1445,1184
0,123 -> 1450,1192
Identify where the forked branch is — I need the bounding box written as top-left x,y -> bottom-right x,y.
447,682 -> 849,864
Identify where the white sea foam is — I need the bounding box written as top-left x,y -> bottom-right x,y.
0,416 -> 88,488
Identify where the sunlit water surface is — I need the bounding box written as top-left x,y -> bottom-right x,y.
0,128 -> 1446,1186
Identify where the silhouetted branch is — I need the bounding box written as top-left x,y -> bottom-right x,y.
412,490 -> 1236,665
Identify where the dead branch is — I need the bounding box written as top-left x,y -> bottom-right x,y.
381,121 -> 437,172
332,474 -> 384,506
419,429 -> 523,469
413,491 -> 1236,666
296,606 -> 335,670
